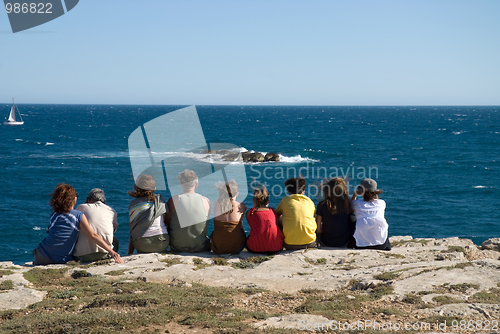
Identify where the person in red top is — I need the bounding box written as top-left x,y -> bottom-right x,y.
245,184 -> 284,254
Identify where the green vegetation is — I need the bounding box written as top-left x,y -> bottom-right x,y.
446,262 -> 474,270
160,257 -> 182,266
409,239 -> 429,245
432,295 -> 465,305
470,291 -> 500,303
402,293 -> 422,304
0,274 -> 258,333
304,257 -> 327,265
105,270 -> 126,276
372,307 -> 404,316
373,271 -> 401,281
212,257 -> 228,266
446,246 -> 466,255
23,268 -> 66,287
0,270 -> 14,278
371,285 -> 394,299
231,256 -> 274,269
71,270 -> 90,279
0,280 -> 14,291
295,293 -> 363,320
192,258 -> 211,270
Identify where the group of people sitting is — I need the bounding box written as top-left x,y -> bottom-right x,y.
33,169 -> 390,265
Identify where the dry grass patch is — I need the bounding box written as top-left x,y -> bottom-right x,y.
160,257 -> 182,266
373,271 -> 401,281
0,280 -> 14,291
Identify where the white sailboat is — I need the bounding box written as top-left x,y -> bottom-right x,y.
4,98 -> 24,126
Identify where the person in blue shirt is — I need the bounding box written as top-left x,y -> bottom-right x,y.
33,183 -> 122,265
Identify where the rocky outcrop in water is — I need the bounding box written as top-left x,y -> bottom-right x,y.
204,149 -> 280,162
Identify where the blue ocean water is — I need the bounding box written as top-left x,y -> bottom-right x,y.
1,105 -> 499,264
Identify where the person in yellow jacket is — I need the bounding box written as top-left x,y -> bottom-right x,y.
276,177 -> 318,250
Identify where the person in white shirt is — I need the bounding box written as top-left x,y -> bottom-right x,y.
350,178 -> 391,250
74,188 -> 119,262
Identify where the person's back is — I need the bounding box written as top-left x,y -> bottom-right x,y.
169,193 -> 210,252
247,207 -> 283,253
74,195 -> 117,262
210,180 -> 246,254
316,178 -> 352,248
351,178 -> 390,250
317,201 -> 350,247
277,194 -> 316,246
39,209 -> 83,263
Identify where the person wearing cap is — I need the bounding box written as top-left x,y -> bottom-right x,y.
73,189 -> 119,262
350,178 -> 391,250
165,170 -> 211,252
127,174 -> 169,254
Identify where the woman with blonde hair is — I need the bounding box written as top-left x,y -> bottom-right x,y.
33,183 -> 122,265
246,184 -> 284,254
316,178 -> 354,248
210,180 -> 247,254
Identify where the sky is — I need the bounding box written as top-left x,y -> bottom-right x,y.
0,0 -> 499,105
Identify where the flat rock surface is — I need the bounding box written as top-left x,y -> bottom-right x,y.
2,236 -> 500,315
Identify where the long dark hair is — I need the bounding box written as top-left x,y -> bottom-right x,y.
321,178 -> 350,215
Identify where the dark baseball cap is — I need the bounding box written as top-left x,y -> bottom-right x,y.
358,178 -> 378,192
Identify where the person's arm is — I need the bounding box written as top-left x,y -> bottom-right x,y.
316,215 -> 323,234
128,237 -> 135,255
165,197 -> 174,228
205,197 -> 211,218
351,191 -> 357,202
80,214 -> 122,263
112,209 -> 118,233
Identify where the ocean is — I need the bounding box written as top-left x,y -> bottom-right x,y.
1,105 -> 498,264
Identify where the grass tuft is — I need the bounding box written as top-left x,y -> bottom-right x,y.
0,280 -> 14,291
23,268 -> 66,287
160,257 -> 182,266
105,270 -> 126,276
212,257 -> 228,266
0,270 -> 15,278
373,271 -> 401,281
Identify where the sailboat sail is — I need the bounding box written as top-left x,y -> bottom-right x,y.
4,98 -> 24,125
7,106 -> 16,122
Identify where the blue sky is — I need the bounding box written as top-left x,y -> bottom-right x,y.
1,0 -> 499,105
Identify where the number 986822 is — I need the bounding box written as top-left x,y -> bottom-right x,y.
5,3 -> 53,14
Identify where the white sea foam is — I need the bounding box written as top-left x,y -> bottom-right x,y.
452,131 -> 465,135
33,227 -> 41,231
15,139 -> 23,141
473,186 -> 487,189
278,154 -> 319,163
